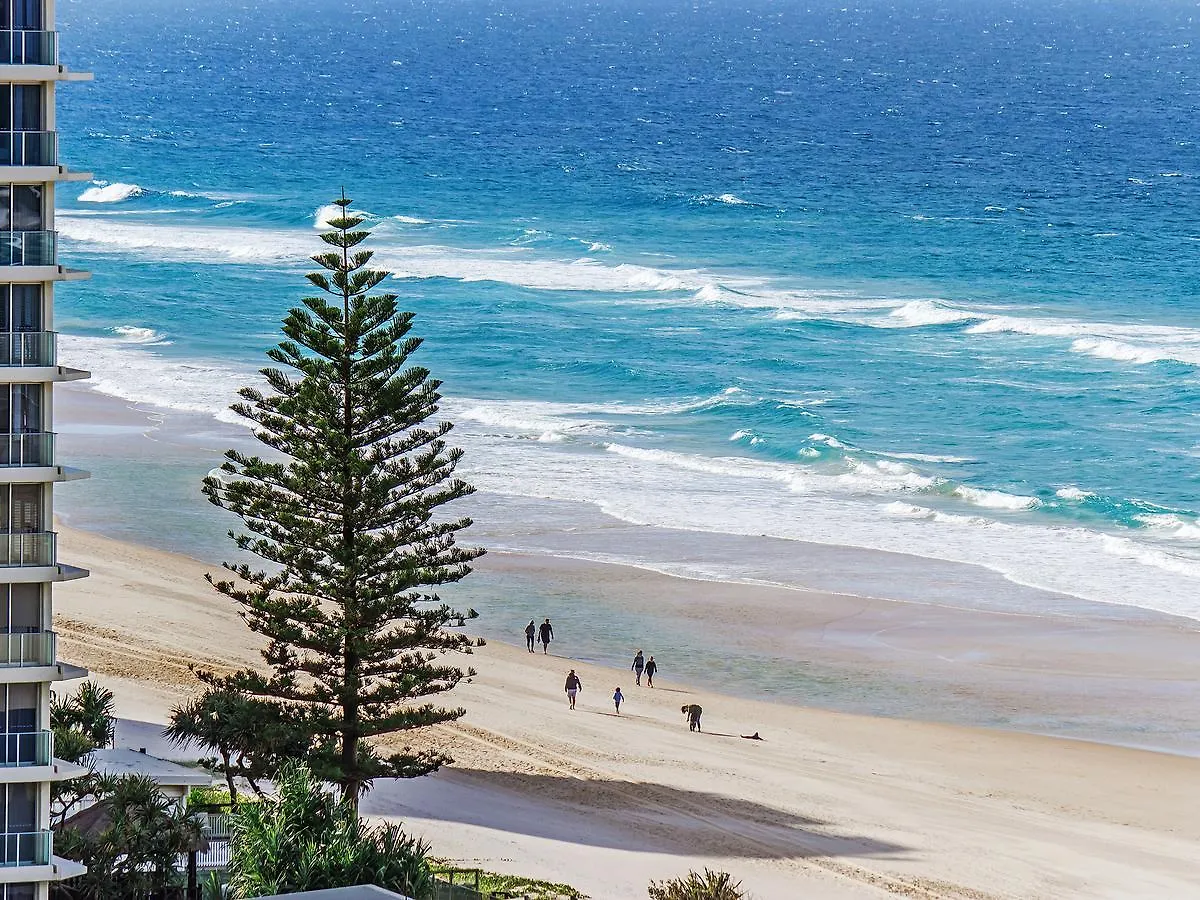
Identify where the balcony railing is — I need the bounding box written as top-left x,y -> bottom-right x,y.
0,532 -> 54,567
0,30 -> 57,66
0,433 -> 54,467
0,231 -> 56,267
0,332 -> 55,367
0,131 -> 57,167
0,731 -> 52,767
0,830 -> 51,867
0,630 -> 55,666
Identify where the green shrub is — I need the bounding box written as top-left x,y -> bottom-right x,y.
187,785 -> 236,810
648,869 -> 746,900
225,761 -> 433,898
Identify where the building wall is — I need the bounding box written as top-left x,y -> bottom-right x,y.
0,2 -> 90,895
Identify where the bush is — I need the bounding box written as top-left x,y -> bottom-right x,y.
648,869 -> 746,900
224,761 -> 433,899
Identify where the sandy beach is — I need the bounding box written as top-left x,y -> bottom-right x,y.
52,523 -> 1200,899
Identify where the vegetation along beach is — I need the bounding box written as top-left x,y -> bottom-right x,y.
11,0 -> 1200,897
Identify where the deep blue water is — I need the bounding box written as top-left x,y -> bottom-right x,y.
48,0 -> 1200,618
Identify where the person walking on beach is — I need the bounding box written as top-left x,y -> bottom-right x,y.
682,704 -> 703,732
565,669 -> 582,709
631,650 -> 645,685
613,686 -> 624,715
539,618 -> 554,654
644,655 -> 658,687
525,620 -> 536,653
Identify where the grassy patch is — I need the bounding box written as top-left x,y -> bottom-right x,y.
432,861 -> 587,899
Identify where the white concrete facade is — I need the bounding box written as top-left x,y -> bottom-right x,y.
1,1 -> 91,896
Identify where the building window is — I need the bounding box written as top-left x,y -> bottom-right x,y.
1,1 -> 44,31
0,584 -> 39,634
1,383 -> 42,433
0,285 -> 41,332
1,885 -> 36,900
0,185 -> 43,231
0,484 -> 42,533
0,85 -> 43,132
0,683 -> 36,735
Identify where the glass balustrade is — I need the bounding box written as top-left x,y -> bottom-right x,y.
0,731 -> 52,767
0,332 -> 55,367
0,131 -> 57,167
0,830 -> 51,867
0,433 -> 54,467
0,532 -> 55,567
0,630 -> 55,666
0,231 -> 56,267
0,30 -> 57,66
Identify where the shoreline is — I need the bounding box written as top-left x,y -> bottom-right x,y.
54,380 -> 1196,626
49,523 -> 1200,898
52,519 -> 1200,757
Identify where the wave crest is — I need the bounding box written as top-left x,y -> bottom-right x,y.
79,182 -> 145,203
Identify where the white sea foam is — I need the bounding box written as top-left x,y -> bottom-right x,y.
57,333 -> 254,425
78,182 -> 145,203
692,193 -> 754,206
966,315 -> 1200,366
1134,514 -> 1200,542
952,485 -> 1041,510
808,432 -> 854,450
886,300 -> 978,327
880,451 -> 975,464
1100,535 -> 1200,578
111,325 -> 170,345
55,327 -> 1200,618
393,215 -> 431,225
1055,486 -> 1095,501
55,216 -> 720,294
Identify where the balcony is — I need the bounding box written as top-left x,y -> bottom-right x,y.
0,829 -> 51,867
0,433 -> 54,467
0,532 -> 54,567
0,30 -> 57,67
0,332 -> 55,367
0,131 -> 57,167
0,231 -> 56,267
0,631 -> 55,666
0,730 -> 52,767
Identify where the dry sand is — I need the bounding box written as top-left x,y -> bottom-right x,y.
53,524 -> 1200,899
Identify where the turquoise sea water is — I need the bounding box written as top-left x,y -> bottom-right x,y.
50,0 -> 1200,620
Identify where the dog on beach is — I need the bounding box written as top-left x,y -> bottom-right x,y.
682,704 -> 702,732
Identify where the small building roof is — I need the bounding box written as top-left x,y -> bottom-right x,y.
89,747 -> 214,787
251,888 -> 411,900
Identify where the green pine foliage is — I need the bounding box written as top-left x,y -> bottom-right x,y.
224,761 -> 433,899
193,194 -> 485,804
648,870 -> 748,900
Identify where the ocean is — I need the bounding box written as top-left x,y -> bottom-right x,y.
50,0 -> 1200,625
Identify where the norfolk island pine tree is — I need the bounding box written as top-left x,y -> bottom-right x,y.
184,193 -> 485,808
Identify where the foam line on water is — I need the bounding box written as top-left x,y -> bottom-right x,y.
57,329 -> 1200,619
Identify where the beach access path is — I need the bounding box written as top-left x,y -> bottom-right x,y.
53,524 -> 1200,900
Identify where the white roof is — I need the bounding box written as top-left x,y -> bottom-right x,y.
252,888 -> 410,900
89,748 -> 214,787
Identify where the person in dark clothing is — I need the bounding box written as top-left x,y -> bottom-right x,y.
644,655 -> 658,687
565,669 -> 582,709
525,620 -> 536,652
539,618 -> 554,654
682,704 -> 702,732
631,650 -> 645,685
